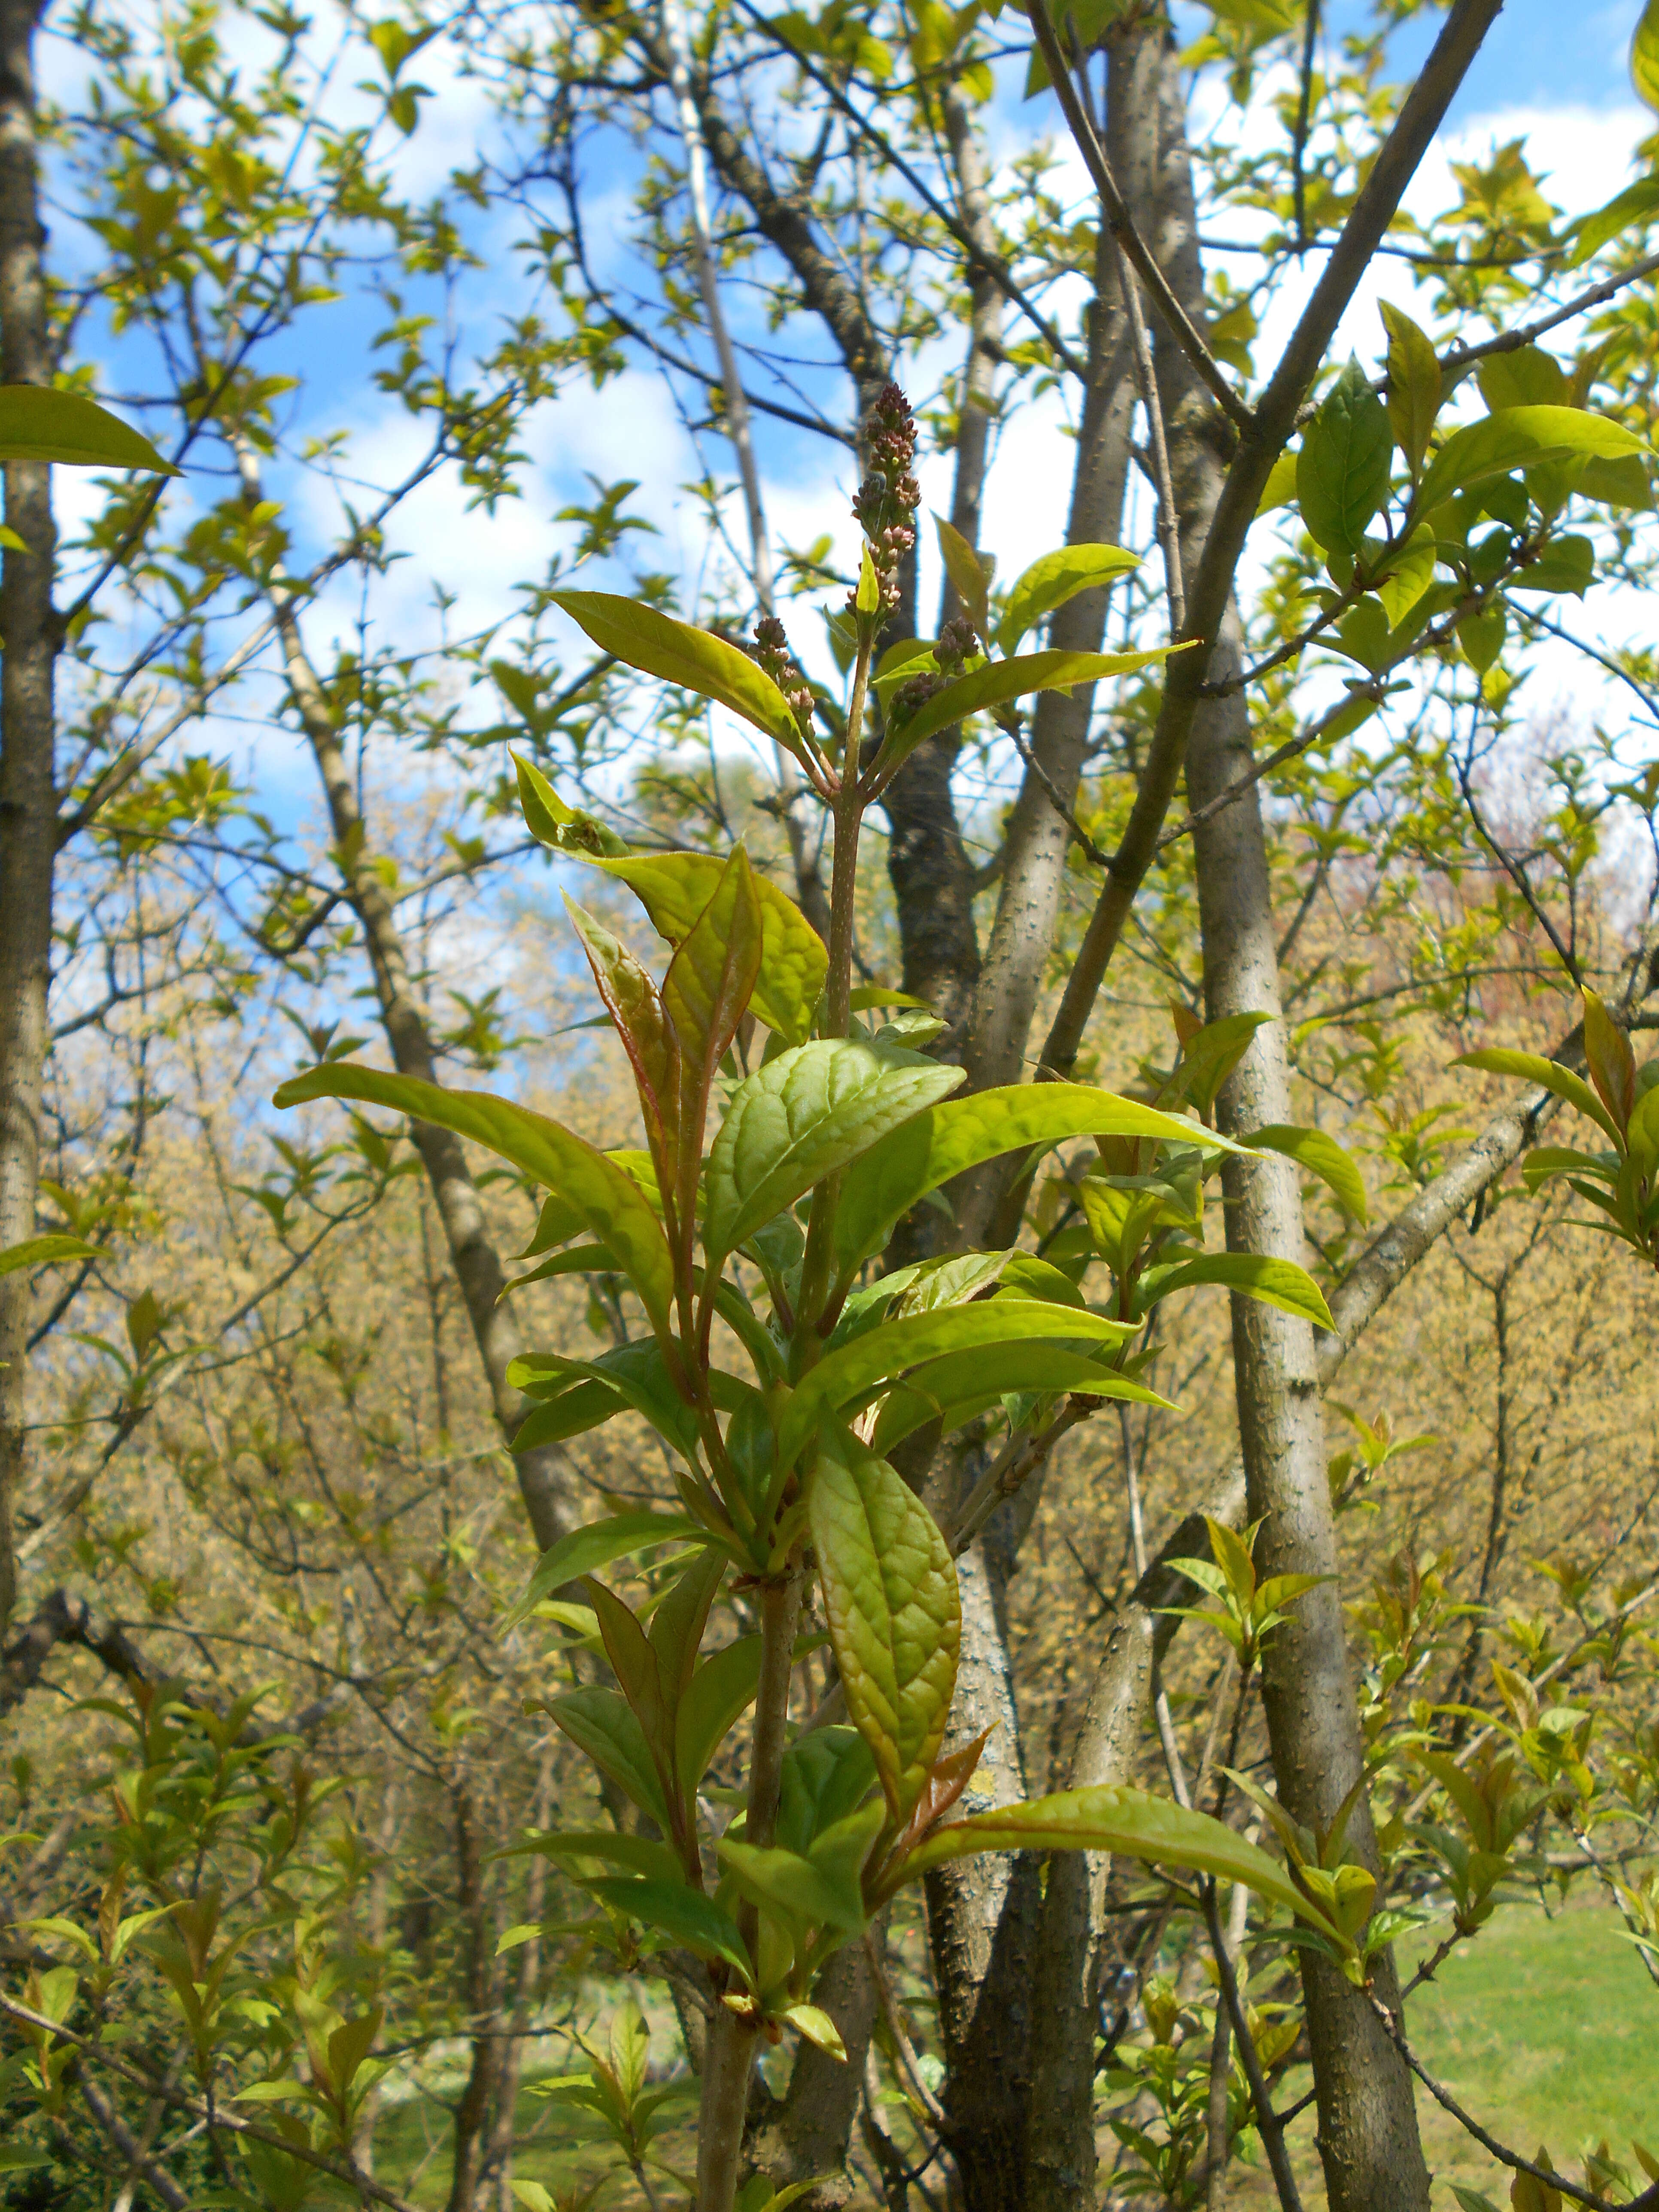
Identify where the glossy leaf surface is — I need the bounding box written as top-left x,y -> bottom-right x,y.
833,1084 -> 1241,1277
597,854 -> 826,1045
995,543 -> 1140,656
810,1428 -> 959,1826
704,1038 -> 964,1264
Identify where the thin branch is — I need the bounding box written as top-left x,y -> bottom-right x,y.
1292,0 -> 1321,253
1029,3 -> 1253,434
1365,1990 -> 1657,2212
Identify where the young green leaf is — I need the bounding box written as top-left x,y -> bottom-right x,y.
783,2004 -> 848,2060
1378,303 -> 1443,477
501,1513 -> 702,1632
597,854 -> 826,1045
877,646 -> 1185,775
0,1234 -> 100,1277
1581,988 -> 1636,1136
776,1301 -> 1135,1475
1414,406 -> 1644,519
273,1063 -> 676,1340
514,752 -> 629,855
583,1878 -> 755,1986
509,1829 -> 686,1886
1296,359 -> 1395,553
833,1083 -> 1245,1279
995,543 -> 1140,656
933,512 -> 992,639
661,848 -> 764,1208
1635,0 -> 1659,111
675,1635 -> 764,1791
1451,1048 -> 1622,1146
0,385 -> 179,472
564,896 -> 679,1173
890,1783 -> 1346,1945
1134,1251 -> 1335,1331
703,1037 -> 965,1265
540,1690 -> 674,1830
810,1426 -> 960,1827
1250,1124 -> 1369,1222
551,589 -> 812,766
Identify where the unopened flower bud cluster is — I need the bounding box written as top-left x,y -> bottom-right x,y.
849,383 -> 921,619
889,614 -> 980,724
750,614 -> 816,736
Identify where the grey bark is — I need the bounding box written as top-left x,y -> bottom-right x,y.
0,0 -> 55,1638
1148,48 -> 1430,2212
954,25 -> 1155,1161
238,453 -> 575,1554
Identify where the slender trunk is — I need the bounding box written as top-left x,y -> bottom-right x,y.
1147,45 -> 1429,2212
445,1789 -> 501,2212
922,35 -> 1156,2208
234,454 -> 574,1555
0,0 -> 55,1638
922,1531 -> 1038,2212
697,1568 -> 805,2212
955,23 -> 1155,1171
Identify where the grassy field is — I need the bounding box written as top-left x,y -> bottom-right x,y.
1227,1896 -> 1659,2207
369,1898 -> 1659,2207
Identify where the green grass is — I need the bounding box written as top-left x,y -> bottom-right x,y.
1228,1897 -> 1659,2208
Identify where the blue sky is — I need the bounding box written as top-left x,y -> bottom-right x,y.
43,0 -> 1659,878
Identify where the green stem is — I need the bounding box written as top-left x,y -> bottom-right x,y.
694,1566 -> 805,2212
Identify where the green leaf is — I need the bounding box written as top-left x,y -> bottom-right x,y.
1370,522 -> 1437,629
933,512 -> 992,639
1135,1251 -> 1335,1331
878,646 -> 1185,775
1565,174 -> 1659,266
504,1513 -> 703,1637
541,1690 -> 673,1830
868,1344 -> 1171,1455
1297,359 -> 1394,553
1250,1124 -> 1368,1222
508,1344 -> 700,1461
892,1784 -> 1344,1942
0,385 -> 179,471
717,1801 -> 884,1941
596,854 -> 826,1045
514,752 -> 629,855
833,1083 -> 1243,1279
675,1635 -> 764,1790
704,1038 -> 965,1265
1635,0 -> 1659,111
995,543 -> 1141,656
565,896 -> 678,1165
1451,1048 -> 1622,1145
783,2004 -> 848,2060
810,1426 -> 959,1827
0,1234 -> 99,1277
551,589 -> 811,766
1379,303 -> 1443,477
1582,986 -> 1636,1136
273,1063 -> 675,1341
1415,406 -> 1644,519
511,1829 -> 686,1885
661,855 -> 766,1227
1256,449 -> 1298,515
1477,347 -> 1566,412
584,1878 -> 754,1985
778,1300 -> 1134,1475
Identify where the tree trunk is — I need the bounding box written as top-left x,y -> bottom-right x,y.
0,0 -> 55,1638
444,1788 -> 501,2212
1147,43 -> 1431,2212
236,450 -> 575,1555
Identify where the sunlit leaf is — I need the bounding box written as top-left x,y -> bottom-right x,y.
995,543 -> 1140,656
